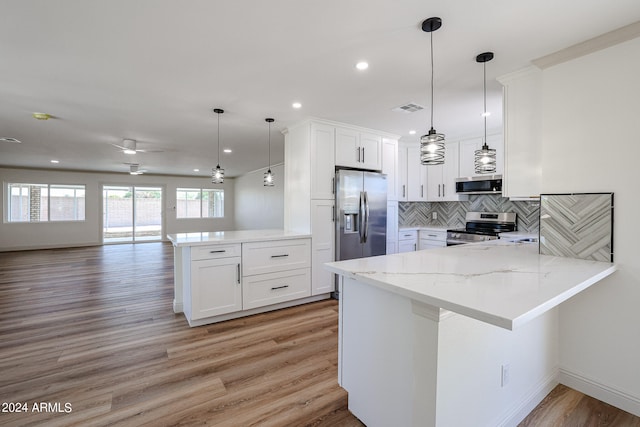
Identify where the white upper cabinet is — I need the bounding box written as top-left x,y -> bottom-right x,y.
310,123 -> 336,200
405,144 -> 428,201
335,127 -> 382,170
382,138 -> 399,201
458,135 -> 504,178
426,142 -> 466,202
497,66 -> 542,200
397,144 -> 408,201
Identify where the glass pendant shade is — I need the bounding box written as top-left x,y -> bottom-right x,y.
420,127 -> 445,165
263,168 -> 274,186
474,143 -> 496,174
212,164 -> 224,184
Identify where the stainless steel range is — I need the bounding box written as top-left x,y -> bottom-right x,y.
446,212 -> 517,246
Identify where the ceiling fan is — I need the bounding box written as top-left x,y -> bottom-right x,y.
112,138 -> 163,154
125,163 -> 148,175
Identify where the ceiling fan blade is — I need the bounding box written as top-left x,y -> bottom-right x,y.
111,143 -> 128,150
136,148 -> 164,153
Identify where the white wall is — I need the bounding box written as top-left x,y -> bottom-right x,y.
0,167 -> 235,251
234,163 -> 284,230
540,37 -> 640,414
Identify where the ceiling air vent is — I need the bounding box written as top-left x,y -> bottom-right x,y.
392,102 -> 425,114
0,137 -> 22,143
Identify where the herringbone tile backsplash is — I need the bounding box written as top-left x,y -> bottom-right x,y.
398,195 -> 540,232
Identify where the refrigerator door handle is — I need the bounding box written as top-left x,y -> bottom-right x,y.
359,191 -> 366,243
363,191 -> 370,243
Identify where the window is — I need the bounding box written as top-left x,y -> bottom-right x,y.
8,183 -> 85,222
176,188 -> 224,219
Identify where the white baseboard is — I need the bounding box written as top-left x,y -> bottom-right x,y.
559,368 -> 640,417
173,300 -> 183,313
495,370 -> 559,427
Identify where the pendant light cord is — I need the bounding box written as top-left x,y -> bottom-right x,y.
430,31 -> 434,129
268,121 -> 271,169
483,60 -> 487,145
217,112 -> 220,165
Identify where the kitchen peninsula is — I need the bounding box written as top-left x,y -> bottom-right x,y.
168,229 -> 329,326
325,240 -> 616,427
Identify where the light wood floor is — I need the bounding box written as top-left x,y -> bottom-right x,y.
1,242 -> 638,426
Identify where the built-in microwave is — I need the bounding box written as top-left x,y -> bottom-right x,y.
455,175 -> 502,195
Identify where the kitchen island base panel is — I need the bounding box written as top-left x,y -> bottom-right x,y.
184,294 -> 331,327
339,276 -> 559,427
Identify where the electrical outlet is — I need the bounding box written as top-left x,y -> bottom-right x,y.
432,212 -> 438,220
501,363 -> 511,387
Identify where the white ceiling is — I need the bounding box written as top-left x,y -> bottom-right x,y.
1,1 -> 639,178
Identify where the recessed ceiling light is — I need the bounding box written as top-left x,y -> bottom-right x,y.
193,168 -> 200,172
223,149 -> 232,153
292,102 -> 302,109
356,61 -> 369,71
409,130 -> 416,135
50,160 -> 59,164
32,112 -> 51,120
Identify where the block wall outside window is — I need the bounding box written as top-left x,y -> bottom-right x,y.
176,188 -> 224,219
7,183 -> 85,222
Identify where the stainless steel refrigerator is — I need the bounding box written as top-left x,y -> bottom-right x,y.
335,169 -> 387,263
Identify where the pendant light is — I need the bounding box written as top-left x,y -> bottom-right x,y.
420,17 -> 445,166
474,52 -> 497,174
212,108 -> 225,184
264,118 -> 275,187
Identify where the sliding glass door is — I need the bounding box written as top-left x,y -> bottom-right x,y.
102,185 -> 163,243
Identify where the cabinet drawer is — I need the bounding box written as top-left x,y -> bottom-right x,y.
419,229 -> 447,242
398,230 -> 418,241
191,244 -> 241,261
242,238 -> 311,276
243,268 -> 311,310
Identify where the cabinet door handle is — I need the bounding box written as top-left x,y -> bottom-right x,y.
237,264 -> 240,284
442,184 -> 445,197
332,177 -> 335,194
421,185 -> 424,198
271,254 -> 289,258
209,249 -> 226,254
271,285 -> 289,291
402,184 -> 406,198
357,146 -> 361,163
413,243 -> 417,251
332,204 -> 335,222
427,234 -> 437,238
362,147 -> 365,163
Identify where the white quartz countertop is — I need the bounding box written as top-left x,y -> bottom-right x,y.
167,229 -> 311,247
325,240 -> 616,330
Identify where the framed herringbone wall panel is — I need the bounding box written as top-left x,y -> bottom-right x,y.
539,193 -> 613,262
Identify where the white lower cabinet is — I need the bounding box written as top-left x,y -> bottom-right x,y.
187,248 -> 242,320
311,200 -> 335,295
386,201 -> 398,254
183,238 -> 312,326
398,230 -> 418,253
242,238 -> 311,309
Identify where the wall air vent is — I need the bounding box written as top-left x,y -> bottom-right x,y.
392,102 -> 425,114
0,137 -> 22,143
